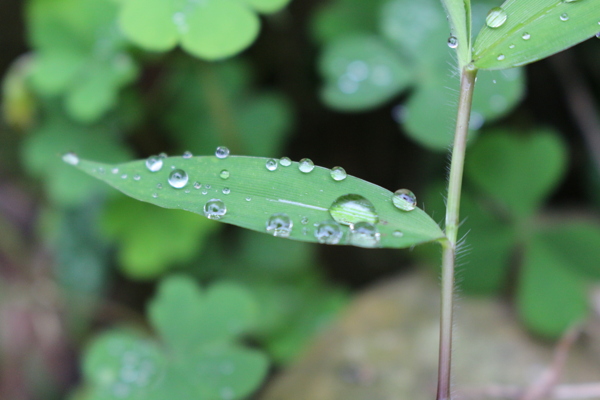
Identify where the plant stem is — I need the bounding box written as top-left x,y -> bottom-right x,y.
436,66 -> 478,400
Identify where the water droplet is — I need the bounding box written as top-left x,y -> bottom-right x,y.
330,166 -> 347,181
184,189 -> 190,194
156,183 -> 163,189
158,152 -> 167,159
266,213 -> 293,237
563,0 -> 579,3
560,13 -> 569,21
299,158 -> 315,173
182,150 -> 192,159
337,75 -> 359,94
133,174 -> 141,181
168,169 -> 188,189
315,221 -> 344,244
194,182 -> 201,189
508,44 -> 515,49
392,189 -> 417,211
596,32 -> 600,39
497,54 -> 505,61
301,216 -> 309,224
346,60 -> 369,82
204,199 -> 227,220
170,165 -> 176,169
112,168 -> 119,174
146,156 -> 163,172
329,194 -> 379,225
266,159 -> 278,171
121,174 -> 128,179
98,167 -> 105,174
62,152 -> 79,165
202,190 -> 208,195
220,387 -> 235,400
522,32 -> 531,40
222,187 -> 230,194
447,36 -> 458,48
393,230 -> 404,237
245,196 -> 251,201
486,7 -> 507,28
280,157 -> 292,167
349,222 -> 380,248
220,170 -> 230,179
152,193 -> 158,198
215,146 -> 230,159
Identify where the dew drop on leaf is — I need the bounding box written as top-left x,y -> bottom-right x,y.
329,194 -> 379,225
133,174 -> 141,181
497,54 -> 506,61
121,174 -> 128,179
393,230 -> 404,237
193,182 -> 201,189
279,157 -> 292,167
560,13 -> 570,21
330,166 -> 347,181
265,159 -> 278,171
485,7 -> 508,28
204,199 -> 227,220
266,213 -> 293,237
220,170 -> 230,179
298,158 -> 315,173
447,36 -> 458,49
301,216 -> 309,224
158,152 -> 167,159
183,150 -> 193,159
156,183 -> 163,189
315,221 -> 344,244
392,189 -> 417,211
222,187 -> 230,194
152,193 -> 158,198
62,152 -> 79,166
168,169 -> 189,189
146,156 -> 163,172
522,32 -> 531,40
215,146 -> 230,159
245,196 -> 252,201
349,222 -> 380,248
112,168 -> 119,174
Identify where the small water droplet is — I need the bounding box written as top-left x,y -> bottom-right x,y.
522,32 -> 531,40
112,168 -> 119,174
486,7 -> 507,28
392,189 -> 417,211
121,174 -> 128,179
182,150 -> 192,159
220,170 -> 230,179
266,213 -> 293,237
204,199 -> 227,220
330,194 -> 379,225
245,196 -> 251,201
596,32 -> 600,39
220,387 -> 235,400
184,189 -> 190,194
508,44 -> 515,49
560,13 -> 569,21
301,216 -> 309,224
194,182 -> 201,189
330,166 -> 347,181
279,157 -> 292,167
302,227 -> 309,235
393,230 -> 404,237
497,54 -> 505,61
349,222 -> 380,248
222,187 -> 230,194
62,152 -> 79,165
563,0 -> 579,3
168,169 -> 188,189
152,193 -> 158,198
299,158 -> 315,173
215,146 -> 230,159
158,152 -> 167,159
202,190 -> 208,195
266,159 -> 278,171
170,165 -> 176,169
447,36 -> 458,49
146,156 -> 163,172
205,184 -> 211,189
157,183 -> 163,189
98,167 -> 105,174
133,174 -> 141,181
315,221 -> 344,244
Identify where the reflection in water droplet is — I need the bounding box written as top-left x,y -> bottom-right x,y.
215,146 -> 230,159
222,187 -> 230,194
497,54 -> 505,61
266,213 -> 293,237
204,199 -> 227,220
330,166 -> 347,181
349,222 -> 380,248
183,150 -> 192,159
62,152 -> 79,165
194,182 -> 201,189
486,7 -> 507,28
266,159 -> 278,171
133,174 -> 141,181
330,194 -> 379,225
560,13 -> 569,21
392,189 -> 417,211
522,32 -> 531,40
168,169 -> 188,189
280,157 -> 292,167
315,221 -> 344,244
220,170 -> 230,179
447,36 -> 458,49
146,156 -> 163,172
299,158 -> 315,173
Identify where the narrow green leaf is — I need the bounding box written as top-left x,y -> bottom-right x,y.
439,0 -> 471,68
473,0 -> 600,70
71,154 -> 445,249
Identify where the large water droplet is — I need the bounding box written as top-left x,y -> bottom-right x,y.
146,156 -> 163,172
215,146 -> 230,159
266,159 -> 278,171
560,13 -> 569,21
392,189 -> 417,211
349,222 -> 380,248
168,169 -> 188,189
329,194 -> 379,225
299,158 -> 315,173
204,199 -> 226,220
62,152 -> 79,166
447,36 -> 458,49
220,170 -> 230,179
182,150 -> 192,159
486,7 -> 507,28
315,221 -> 344,244
280,157 -> 292,167
330,166 -> 347,181
522,32 -> 531,40
266,213 -> 293,237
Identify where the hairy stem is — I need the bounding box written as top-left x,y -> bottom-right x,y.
437,66 -> 478,400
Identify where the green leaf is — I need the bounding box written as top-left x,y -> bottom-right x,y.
473,0 -> 600,70
310,0 -> 382,43
466,128 -> 567,219
438,0 -> 471,68
243,0 -> 291,13
517,236 -> 588,338
318,35 -> 412,111
71,154 -> 446,249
